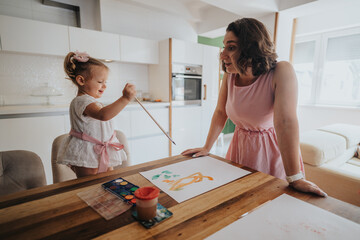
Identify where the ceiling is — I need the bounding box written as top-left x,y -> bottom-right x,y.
119,0 -> 357,38
128,0 -> 317,19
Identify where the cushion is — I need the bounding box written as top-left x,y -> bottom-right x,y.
300,130 -> 346,166
318,124 -> 360,148
348,157 -> 360,167
0,150 -> 46,196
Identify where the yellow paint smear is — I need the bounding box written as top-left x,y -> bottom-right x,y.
162,172 -> 213,191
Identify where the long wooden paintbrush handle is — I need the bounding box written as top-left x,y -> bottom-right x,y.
134,97 -> 176,145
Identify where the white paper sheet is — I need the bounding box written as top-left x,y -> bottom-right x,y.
140,156 -> 251,203
206,194 -> 360,240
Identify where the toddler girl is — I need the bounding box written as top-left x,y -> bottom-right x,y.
57,51 -> 136,178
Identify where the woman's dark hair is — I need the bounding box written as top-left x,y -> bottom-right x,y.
64,52 -> 108,86
222,18 -> 277,76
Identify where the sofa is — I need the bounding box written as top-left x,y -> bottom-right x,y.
300,123 -> 360,206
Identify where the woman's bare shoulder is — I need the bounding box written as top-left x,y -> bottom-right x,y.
273,61 -> 296,78
274,61 -> 294,71
272,61 -> 297,88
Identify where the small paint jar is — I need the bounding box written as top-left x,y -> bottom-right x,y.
134,187 -> 160,221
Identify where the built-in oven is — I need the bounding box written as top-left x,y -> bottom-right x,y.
172,64 -> 202,105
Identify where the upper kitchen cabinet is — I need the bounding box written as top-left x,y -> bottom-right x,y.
171,38 -> 203,65
120,35 -> 159,64
0,15 -> 69,56
68,26 -> 120,61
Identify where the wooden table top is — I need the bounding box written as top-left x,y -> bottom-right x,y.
0,154 -> 359,240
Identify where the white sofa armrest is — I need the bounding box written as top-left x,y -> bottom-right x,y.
300,130 -> 346,166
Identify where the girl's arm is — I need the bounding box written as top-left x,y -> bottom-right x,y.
84,83 -> 136,121
181,72 -> 229,157
273,61 -> 326,197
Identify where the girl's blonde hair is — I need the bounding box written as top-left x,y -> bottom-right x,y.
64,52 -> 108,86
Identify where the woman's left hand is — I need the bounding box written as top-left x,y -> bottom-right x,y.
289,179 -> 328,197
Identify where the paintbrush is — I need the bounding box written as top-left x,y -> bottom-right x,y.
134,97 -> 176,145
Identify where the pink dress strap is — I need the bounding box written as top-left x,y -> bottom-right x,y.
69,129 -> 124,173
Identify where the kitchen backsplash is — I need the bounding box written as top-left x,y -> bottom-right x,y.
0,52 -> 149,106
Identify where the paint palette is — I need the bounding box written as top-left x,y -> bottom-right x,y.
101,177 -> 140,205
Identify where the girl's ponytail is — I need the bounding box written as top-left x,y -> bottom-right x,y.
63,51 -> 108,86
64,52 -> 77,84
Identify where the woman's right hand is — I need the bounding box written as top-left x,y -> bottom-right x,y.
181,147 -> 210,158
289,178 -> 328,197
122,83 -> 136,101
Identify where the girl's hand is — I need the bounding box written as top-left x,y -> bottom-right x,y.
181,147 -> 210,157
289,178 -> 327,197
123,83 -> 136,101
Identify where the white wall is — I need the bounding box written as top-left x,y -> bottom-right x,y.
296,2 -> 360,36
0,52 -> 148,106
258,13 -> 276,40
298,106 -> 360,132
195,6 -> 241,36
99,0 -> 198,42
274,12 -> 293,61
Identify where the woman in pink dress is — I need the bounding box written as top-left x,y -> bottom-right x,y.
182,18 -> 326,197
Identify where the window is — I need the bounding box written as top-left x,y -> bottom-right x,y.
293,27 -> 360,107
293,40 -> 316,104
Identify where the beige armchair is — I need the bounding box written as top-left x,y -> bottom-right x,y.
0,150 -> 46,196
51,130 -> 131,183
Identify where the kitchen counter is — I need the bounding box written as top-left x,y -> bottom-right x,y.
0,101 -> 170,118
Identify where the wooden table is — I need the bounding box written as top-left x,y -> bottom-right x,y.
1,154 -> 359,240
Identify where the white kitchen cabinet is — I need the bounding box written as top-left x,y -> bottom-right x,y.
112,107 -> 169,139
172,38 -> 204,65
201,45 -> 220,142
113,110 -> 132,139
129,107 -> 169,165
120,35 -> 159,64
69,26 -> 120,61
171,106 -> 203,155
129,134 -> 169,165
130,107 -> 169,137
112,105 -> 170,165
0,114 -> 69,185
0,15 -> 69,56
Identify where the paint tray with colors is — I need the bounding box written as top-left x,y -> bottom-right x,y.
101,177 -> 139,205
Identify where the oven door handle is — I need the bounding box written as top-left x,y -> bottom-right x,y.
203,84 -> 207,100
174,75 -> 202,79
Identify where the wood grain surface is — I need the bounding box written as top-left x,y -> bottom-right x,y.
0,154 -> 359,240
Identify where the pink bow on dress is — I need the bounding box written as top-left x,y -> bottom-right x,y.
69,129 -> 124,173
92,135 -> 124,173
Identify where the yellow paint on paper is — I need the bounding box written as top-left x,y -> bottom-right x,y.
162,172 -> 213,191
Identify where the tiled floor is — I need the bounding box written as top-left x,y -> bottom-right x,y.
210,133 -> 233,158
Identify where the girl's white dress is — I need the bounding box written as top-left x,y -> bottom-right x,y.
57,94 -> 126,168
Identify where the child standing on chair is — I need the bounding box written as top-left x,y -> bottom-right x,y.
57,51 -> 136,178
